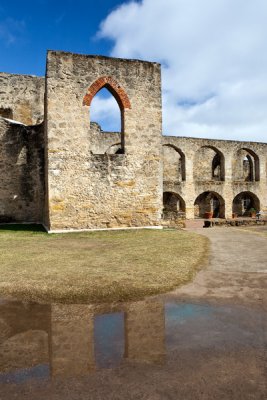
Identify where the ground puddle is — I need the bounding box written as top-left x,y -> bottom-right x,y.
0,297 -> 265,388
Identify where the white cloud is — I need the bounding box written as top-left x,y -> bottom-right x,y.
90,89 -> 121,132
97,0 -> 267,142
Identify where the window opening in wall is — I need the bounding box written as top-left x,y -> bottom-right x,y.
90,88 -> 121,133
194,146 -> 225,182
163,145 -> 186,182
243,155 -> 253,181
212,153 -> 221,180
233,148 -> 260,182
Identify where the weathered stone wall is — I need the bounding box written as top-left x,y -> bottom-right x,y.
45,51 -> 162,230
0,51 -> 266,228
162,136 -> 267,219
0,117 -> 45,223
0,73 -> 44,125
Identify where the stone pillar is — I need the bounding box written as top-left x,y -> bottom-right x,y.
224,153 -> 234,218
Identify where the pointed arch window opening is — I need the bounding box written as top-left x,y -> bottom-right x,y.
90,87 -> 122,133
83,77 -> 131,155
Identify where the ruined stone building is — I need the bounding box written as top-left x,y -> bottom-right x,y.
0,51 -> 266,231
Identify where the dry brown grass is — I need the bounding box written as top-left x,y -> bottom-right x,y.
0,226 -> 209,303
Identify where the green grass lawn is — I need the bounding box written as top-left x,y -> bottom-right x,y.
0,225 -> 209,303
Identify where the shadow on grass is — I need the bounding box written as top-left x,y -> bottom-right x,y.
0,224 -> 46,233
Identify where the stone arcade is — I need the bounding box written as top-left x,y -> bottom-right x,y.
0,51 -> 266,231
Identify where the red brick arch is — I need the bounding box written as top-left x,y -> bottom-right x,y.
83,76 -> 131,110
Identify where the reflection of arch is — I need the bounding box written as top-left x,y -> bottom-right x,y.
83,76 -> 131,110
232,191 -> 260,216
194,191 -> 225,218
163,144 -> 186,182
233,148 -> 260,182
194,146 -> 225,181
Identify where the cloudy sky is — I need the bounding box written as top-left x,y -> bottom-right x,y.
1,0 -> 267,142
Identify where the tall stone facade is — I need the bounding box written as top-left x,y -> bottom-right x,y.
0,50 -> 266,230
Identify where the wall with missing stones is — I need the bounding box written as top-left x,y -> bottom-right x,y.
0,50 -> 266,230
0,117 -> 45,223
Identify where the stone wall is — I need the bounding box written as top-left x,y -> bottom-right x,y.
0,73 -> 44,125
162,136 -> 267,220
0,51 -> 266,229
45,51 -> 162,231
0,117 -> 45,223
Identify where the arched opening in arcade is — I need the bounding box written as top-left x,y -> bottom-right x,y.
232,148 -> 260,182
163,145 -> 186,182
193,146 -> 225,182
163,192 -> 186,219
232,191 -> 260,217
194,191 -> 225,218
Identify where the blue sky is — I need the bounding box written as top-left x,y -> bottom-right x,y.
0,0 -> 123,76
1,0 -> 267,141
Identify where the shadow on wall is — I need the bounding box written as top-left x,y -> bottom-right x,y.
0,118 -> 45,223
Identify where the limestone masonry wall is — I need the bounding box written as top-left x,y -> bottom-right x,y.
0,117 -> 45,223
0,73 -> 44,125
0,50 -> 266,230
162,136 -> 267,221
45,51 -> 162,230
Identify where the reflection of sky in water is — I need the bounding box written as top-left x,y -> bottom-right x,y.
94,312 -> 125,368
165,303 -> 215,349
0,364 -> 49,384
165,303 -> 213,325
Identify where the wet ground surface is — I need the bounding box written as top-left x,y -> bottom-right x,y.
0,227 -> 266,399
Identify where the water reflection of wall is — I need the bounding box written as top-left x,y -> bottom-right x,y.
0,299 -> 166,379
0,302 -> 51,375
125,301 -> 165,364
51,304 -> 95,376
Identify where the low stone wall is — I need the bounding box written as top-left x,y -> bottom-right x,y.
205,219 -> 267,227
